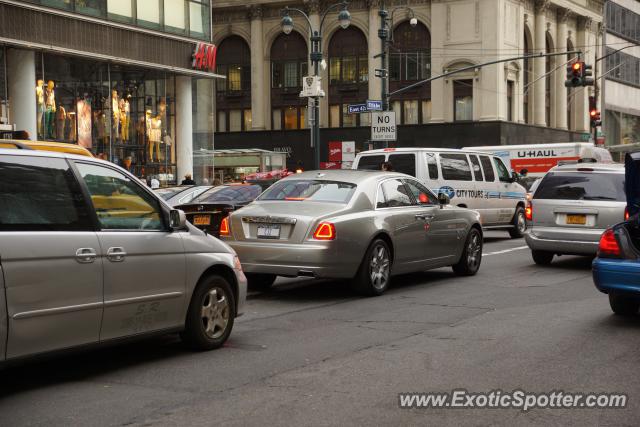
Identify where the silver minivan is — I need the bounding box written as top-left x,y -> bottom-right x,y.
525,163 -> 627,264
0,149 -> 247,362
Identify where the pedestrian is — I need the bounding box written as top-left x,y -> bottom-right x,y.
181,173 -> 196,185
381,161 -> 394,172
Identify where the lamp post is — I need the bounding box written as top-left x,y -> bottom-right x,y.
378,3 -> 417,111
281,1 -> 351,170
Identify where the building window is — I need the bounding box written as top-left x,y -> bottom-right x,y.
454,80 -> 473,121
404,100 -> 419,124
164,0 -> 186,34
107,0 -> 133,23
422,100 -> 431,123
605,47 -> 640,87
137,0 -> 161,28
272,109 -> 282,130
216,36 -> 251,133
284,107 -> 298,130
243,109 -> 252,131
507,80 -> 514,122
606,2 -> 640,44
270,32 -> 308,131
217,111 -> 227,132
229,110 -> 242,132
329,105 -> 340,127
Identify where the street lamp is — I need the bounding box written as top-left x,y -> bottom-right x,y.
378,4 -> 416,111
280,1 -> 351,170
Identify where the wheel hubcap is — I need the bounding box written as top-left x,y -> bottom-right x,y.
369,245 -> 390,290
467,232 -> 482,269
517,212 -> 527,233
201,288 -> 230,339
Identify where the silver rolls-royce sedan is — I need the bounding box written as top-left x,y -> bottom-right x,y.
221,170 -> 483,296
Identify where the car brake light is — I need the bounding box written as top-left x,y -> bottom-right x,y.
624,207 -> 629,221
598,229 -> 621,257
219,216 -> 230,236
313,222 -> 336,240
525,203 -> 533,221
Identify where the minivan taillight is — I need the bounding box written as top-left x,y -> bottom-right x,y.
624,207 -> 630,221
598,229 -> 621,257
219,216 -> 230,236
313,222 -> 336,240
525,203 -> 533,221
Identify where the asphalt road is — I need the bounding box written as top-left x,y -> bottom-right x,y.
1,231 -> 639,426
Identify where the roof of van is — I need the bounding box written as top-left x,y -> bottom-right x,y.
461,143 -> 596,151
550,162 -> 624,173
358,147 -> 489,155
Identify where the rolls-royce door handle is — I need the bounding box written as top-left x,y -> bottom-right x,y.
415,214 -> 435,221
106,247 -> 127,262
75,248 -> 97,263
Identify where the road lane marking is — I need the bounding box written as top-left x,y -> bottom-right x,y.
483,246 -> 528,257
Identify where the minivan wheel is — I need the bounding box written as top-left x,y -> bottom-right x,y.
609,294 -> 640,316
246,273 -> 277,292
353,239 -> 391,296
181,275 -> 236,351
452,228 -> 483,276
509,207 -> 527,238
531,250 -> 554,265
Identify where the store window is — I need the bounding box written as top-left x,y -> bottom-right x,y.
216,36 -> 252,133
34,53 -> 179,185
328,27 -> 368,127
271,32 -> 308,130
32,0 -> 210,40
454,80 -> 473,121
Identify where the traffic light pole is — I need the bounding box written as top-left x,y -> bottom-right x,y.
388,51 -> 582,98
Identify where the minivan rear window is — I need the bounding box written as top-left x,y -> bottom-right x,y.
258,180 -> 357,203
388,154 -> 416,177
534,172 -> 626,201
357,155 -> 386,170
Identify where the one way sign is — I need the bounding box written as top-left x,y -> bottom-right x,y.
371,111 -> 396,141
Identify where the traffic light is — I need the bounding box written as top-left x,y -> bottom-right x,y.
565,61 -> 583,87
589,96 -> 601,128
583,64 -> 594,86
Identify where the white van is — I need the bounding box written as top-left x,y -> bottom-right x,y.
352,148 -> 527,238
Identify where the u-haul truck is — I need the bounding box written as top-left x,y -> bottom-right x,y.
464,143 -> 613,178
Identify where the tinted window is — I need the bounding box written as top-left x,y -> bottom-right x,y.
469,155 -> 484,181
493,158 -> 511,183
155,186 -> 190,200
404,179 -> 438,205
357,155 -> 386,170
378,179 -> 412,208
259,180 -> 356,203
388,154 -> 416,176
0,156 -> 92,231
440,154 -> 472,181
195,185 -> 262,203
77,163 -> 164,231
534,172 -> 626,201
426,153 -> 439,179
480,156 -> 496,182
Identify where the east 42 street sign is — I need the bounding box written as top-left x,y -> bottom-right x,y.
371,111 -> 397,141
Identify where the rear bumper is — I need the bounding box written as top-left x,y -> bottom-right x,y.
226,240 -> 359,279
593,258 -> 640,295
525,227 -> 602,255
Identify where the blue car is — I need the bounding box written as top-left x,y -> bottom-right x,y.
595,151 -> 640,315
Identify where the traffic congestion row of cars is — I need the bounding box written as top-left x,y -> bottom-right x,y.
0,139 -> 638,366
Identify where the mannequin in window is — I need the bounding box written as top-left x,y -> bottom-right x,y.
148,114 -> 162,162
55,104 -> 66,140
44,80 -> 56,139
36,79 -> 45,137
120,97 -> 130,142
68,111 -> 77,142
111,89 -> 120,141
136,115 -> 146,147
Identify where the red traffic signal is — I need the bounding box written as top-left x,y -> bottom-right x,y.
589,109 -> 601,127
565,61 -> 584,87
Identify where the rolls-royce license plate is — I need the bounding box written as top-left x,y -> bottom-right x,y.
257,224 -> 281,239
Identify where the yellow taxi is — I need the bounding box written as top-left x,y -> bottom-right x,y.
0,139 -> 94,157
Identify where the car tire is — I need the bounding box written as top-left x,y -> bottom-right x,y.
353,239 -> 392,297
452,227 -> 483,276
181,274 -> 236,351
531,250 -> 554,265
508,207 -> 527,239
609,294 -> 639,316
246,273 -> 277,292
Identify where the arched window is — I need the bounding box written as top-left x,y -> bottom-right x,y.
216,36 -> 251,132
328,27 -> 368,128
545,33 -> 554,127
389,21 -> 431,125
271,32 -> 308,130
523,27 -> 532,124
567,39 -> 575,130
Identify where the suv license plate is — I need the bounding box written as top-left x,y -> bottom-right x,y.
193,215 -> 211,226
257,224 -> 281,239
566,214 -> 587,225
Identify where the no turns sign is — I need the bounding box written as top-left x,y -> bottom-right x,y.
371,111 -> 396,141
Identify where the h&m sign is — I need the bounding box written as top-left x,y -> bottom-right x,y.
192,42 -> 217,72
